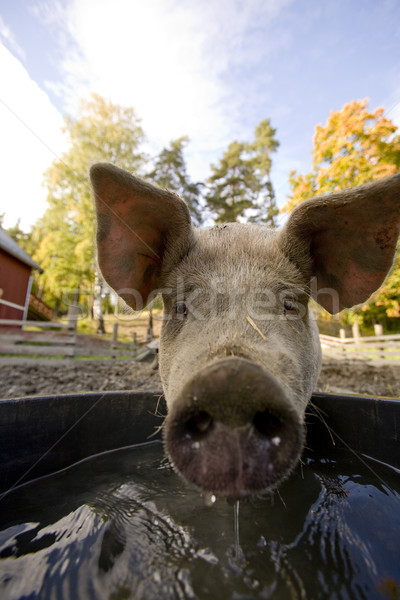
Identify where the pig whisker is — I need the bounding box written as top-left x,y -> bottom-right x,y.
159,455 -> 173,470
153,393 -> 166,418
147,395 -> 167,440
308,402 -> 335,446
307,405 -> 399,500
147,422 -> 166,440
330,428 -> 398,499
276,489 -> 287,510
307,402 -> 328,417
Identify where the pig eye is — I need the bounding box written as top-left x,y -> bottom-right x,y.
283,298 -> 296,312
176,302 -> 188,316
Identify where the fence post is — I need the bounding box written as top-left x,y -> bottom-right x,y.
111,323 -> 119,359
352,322 -> 360,341
66,300 -> 78,359
133,332 -> 138,358
339,328 -> 346,357
374,323 -> 385,359
147,309 -> 153,343
67,305 -> 79,332
351,323 -> 361,360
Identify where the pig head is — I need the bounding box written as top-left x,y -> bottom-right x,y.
90,163 -> 400,500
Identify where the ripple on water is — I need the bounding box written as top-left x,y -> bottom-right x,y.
0,442 -> 399,600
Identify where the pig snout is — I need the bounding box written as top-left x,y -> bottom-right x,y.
164,357 -> 305,499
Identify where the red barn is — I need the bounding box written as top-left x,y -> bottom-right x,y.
0,228 -> 43,321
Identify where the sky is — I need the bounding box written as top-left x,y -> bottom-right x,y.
0,0 -> 400,231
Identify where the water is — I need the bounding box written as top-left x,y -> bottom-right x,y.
0,441 -> 399,600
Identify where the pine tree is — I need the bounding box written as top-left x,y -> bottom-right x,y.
147,137 -> 203,225
205,119 -> 279,225
247,118 -> 279,226
205,141 -> 258,223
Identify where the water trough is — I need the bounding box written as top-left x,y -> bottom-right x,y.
0,391 -> 399,599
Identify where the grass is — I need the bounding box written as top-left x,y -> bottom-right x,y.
76,310 -> 162,343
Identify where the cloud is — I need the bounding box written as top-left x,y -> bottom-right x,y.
39,0 -> 293,180
0,43 -> 65,231
0,0 -> 294,232
386,96 -> 400,129
0,15 -> 25,61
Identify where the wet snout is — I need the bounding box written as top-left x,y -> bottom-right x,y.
164,357 -> 305,499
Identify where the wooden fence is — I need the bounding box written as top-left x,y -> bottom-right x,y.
0,320 -> 154,361
0,320 -> 76,358
2,319 -> 397,364
76,326 -> 150,360
320,327 -> 400,364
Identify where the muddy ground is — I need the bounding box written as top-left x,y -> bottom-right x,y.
0,356 -> 399,400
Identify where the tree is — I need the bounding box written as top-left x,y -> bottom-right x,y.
205,118 -> 279,225
286,99 -> 400,327
33,94 -> 146,319
246,118 -> 279,226
205,141 -> 257,222
5,220 -> 36,256
147,136 -> 203,225
286,99 -> 400,212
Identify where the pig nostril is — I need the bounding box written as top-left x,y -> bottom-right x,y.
253,409 -> 283,439
184,411 -> 213,439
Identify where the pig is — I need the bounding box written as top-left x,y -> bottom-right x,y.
90,163 -> 400,500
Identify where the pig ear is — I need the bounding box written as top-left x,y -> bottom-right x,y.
90,163 -> 192,310
280,174 -> 400,314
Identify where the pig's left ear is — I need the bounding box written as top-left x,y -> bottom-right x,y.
90,163 -> 193,310
279,174 -> 400,314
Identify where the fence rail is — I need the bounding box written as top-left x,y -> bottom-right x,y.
0,320 -> 76,358
320,333 -> 400,364
0,320 -> 154,361
3,319 -> 396,364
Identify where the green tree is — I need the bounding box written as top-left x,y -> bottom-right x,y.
5,220 -> 36,256
206,141 -> 256,222
33,93 -> 146,311
246,118 -> 279,226
205,118 -> 279,224
286,99 -> 400,328
147,136 -> 203,225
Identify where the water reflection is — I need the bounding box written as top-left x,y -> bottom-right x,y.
0,442 -> 399,600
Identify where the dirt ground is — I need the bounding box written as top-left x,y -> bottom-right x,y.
0,356 -> 400,400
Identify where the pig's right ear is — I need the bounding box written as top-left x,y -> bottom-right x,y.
90,163 -> 193,310
279,174 -> 400,314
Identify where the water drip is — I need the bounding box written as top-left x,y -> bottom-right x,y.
202,491 -> 216,507
234,500 -> 240,559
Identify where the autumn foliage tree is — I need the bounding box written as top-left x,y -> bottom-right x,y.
286,99 -> 400,327
286,99 -> 400,211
